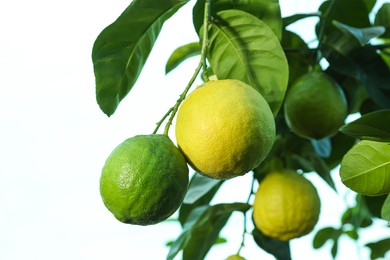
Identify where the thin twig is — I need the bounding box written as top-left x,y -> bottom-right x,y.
237,175 -> 256,255
161,0 -> 211,135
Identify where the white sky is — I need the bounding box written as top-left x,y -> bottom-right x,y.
0,0 -> 389,259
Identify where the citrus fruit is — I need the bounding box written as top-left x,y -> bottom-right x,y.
226,255 -> 246,260
100,134 -> 189,225
284,71 -> 347,140
175,79 -> 275,179
253,170 -> 321,241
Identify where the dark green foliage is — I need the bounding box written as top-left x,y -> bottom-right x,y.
252,228 -> 291,260
92,0 -> 189,116
92,0 -> 390,259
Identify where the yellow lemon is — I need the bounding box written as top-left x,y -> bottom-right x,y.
226,255 -> 246,260
175,79 -> 275,179
100,134 -> 189,225
253,170 -> 321,241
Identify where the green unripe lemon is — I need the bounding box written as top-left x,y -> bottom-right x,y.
100,134 -> 189,225
284,72 -> 348,140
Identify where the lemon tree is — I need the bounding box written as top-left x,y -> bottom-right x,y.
92,0 -> 390,259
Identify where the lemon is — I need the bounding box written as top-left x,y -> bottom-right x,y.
284,72 -> 347,140
253,170 -> 321,241
226,255 -> 246,260
175,79 -> 275,179
100,134 -> 189,225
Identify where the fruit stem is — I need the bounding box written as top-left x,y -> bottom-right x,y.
153,107 -> 173,134
153,0 -> 211,135
201,0 -> 210,82
237,175 -> 256,255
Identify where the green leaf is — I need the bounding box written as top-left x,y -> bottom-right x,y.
179,173 -> 224,225
344,229 -> 359,240
167,203 -> 250,260
338,76 -> 369,114
364,0 -> 377,12
340,140 -> 390,196
317,0 -> 371,39
291,153 -> 336,191
193,0 -> 282,40
375,3 -> 390,38
331,238 -> 339,258
339,109 -> 390,142
165,42 -> 201,74
205,9 -> 288,115
253,157 -> 284,180
323,132 -> 356,170
362,194 -> 388,219
313,227 -> 342,249
322,45 -> 390,109
365,237 -> 390,259
92,0 -> 188,116
283,13 -> 321,27
281,30 -> 314,86
323,29 -> 361,56
252,228 -> 291,260
382,194 -> 390,221
183,173 -> 223,204
332,21 -> 386,46
342,195 -> 373,228
214,237 -> 228,245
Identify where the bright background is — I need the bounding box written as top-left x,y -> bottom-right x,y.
1,0 -> 389,259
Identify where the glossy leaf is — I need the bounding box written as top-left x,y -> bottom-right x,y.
375,3 -> 390,38
342,195 -> 373,228
366,237 -> 390,259
179,173 -> 224,225
362,194 -> 389,219
283,12 -> 320,27
193,0 -> 282,39
252,228 -> 291,260
167,203 -> 250,260
338,76 -> 369,114
323,132 -> 356,170
183,173 -> 223,204
317,0 -> 371,38
332,21 -> 385,46
331,239 -> 339,258
363,0 -> 377,12
281,30 -> 314,86
167,206 -> 208,260
165,42 -> 201,74
205,10 -> 288,115
344,229 -> 359,240
340,140 -> 390,196
339,109 -> 390,142
382,194 -> 390,221
322,45 -> 390,109
291,153 -> 336,190
92,0 -> 188,116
